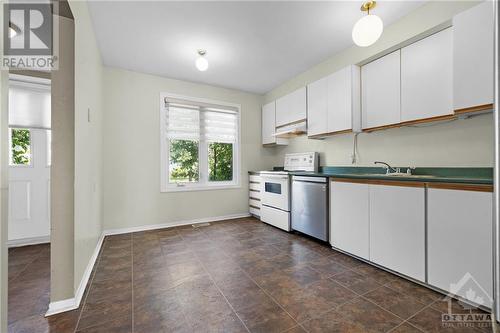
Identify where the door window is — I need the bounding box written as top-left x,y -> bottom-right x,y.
9,128 -> 31,166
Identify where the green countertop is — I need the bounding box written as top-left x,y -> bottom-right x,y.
251,167 -> 493,185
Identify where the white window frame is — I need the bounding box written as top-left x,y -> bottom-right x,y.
160,92 -> 241,192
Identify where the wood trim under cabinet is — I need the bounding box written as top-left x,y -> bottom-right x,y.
308,129 -> 353,139
275,118 -> 307,129
363,114 -> 457,133
331,177 -> 425,188
454,103 -> 494,115
427,182 -> 493,193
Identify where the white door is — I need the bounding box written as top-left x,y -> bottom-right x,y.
307,76 -> 328,137
361,50 -> 401,129
369,184 -> 425,281
427,188 -> 493,307
8,128 -> 51,242
262,102 -> 276,145
327,66 -> 352,133
401,28 -> 453,122
330,181 -> 370,260
453,1 -> 494,111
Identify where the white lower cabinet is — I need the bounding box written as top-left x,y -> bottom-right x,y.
369,185 -> 426,281
427,188 -> 493,308
330,181 -> 370,260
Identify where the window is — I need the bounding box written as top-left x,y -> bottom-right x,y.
160,93 -> 240,192
9,128 -> 32,166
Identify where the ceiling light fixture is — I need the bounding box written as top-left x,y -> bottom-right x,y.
352,1 -> 384,47
195,50 -> 209,72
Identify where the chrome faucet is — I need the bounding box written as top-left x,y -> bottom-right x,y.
374,161 -> 400,175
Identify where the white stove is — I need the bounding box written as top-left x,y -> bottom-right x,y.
260,152 -> 318,231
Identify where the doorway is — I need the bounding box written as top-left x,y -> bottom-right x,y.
7,74 -> 51,246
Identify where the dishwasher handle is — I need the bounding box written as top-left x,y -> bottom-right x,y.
292,176 -> 327,183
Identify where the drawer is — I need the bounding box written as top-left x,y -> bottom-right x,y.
249,190 -> 261,200
261,205 -> 290,231
249,198 -> 261,208
249,206 -> 260,217
249,175 -> 261,183
249,182 -> 261,191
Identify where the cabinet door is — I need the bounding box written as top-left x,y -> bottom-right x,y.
401,28 -> 453,122
307,77 -> 328,136
262,102 -> 276,145
361,50 -> 401,129
327,66 -> 352,133
428,188 -> 493,307
289,87 -> 307,124
330,181 -> 369,260
275,95 -> 289,127
369,185 -> 425,281
453,2 -> 494,111
276,87 -> 306,127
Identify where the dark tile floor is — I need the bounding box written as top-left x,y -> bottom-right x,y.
7,217 -> 497,332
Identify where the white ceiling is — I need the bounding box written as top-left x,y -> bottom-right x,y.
88,1 -> 425,94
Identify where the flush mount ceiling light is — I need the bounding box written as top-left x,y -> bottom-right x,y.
352,1 -> 384,47
195,50 -> 209,72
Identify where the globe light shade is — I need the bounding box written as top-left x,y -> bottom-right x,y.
195,56 -> 209,71
352,14 -> 384,47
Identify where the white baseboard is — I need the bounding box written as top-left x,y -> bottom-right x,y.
103,213 -> 251,236
45,233 -> 105,317
45,213 -> 250,316
8,235 -> 50,248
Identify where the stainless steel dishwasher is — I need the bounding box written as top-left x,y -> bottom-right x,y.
291,176 -> 328,241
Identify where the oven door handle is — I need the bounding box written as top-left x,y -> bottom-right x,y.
261,175 -> 289,180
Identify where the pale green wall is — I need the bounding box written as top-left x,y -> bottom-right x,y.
69,0 -> 104,295
102,67 -> 274,230
264,1 -> 493,168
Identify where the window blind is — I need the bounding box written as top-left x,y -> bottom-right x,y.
204,110 -> 237,143
165,98 -> 238,143
166,105 -> 200,140
9,83 -> 51,129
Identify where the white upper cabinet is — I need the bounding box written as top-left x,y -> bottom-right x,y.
361,50 -> 401,130
307,65 -> 361,137
369,184 -> 426,281
262,101 -> 288,146
307,76 -> 328,137
262,102 -> 276,145
401,28 -> 453,122
327,65 -> 361,134
453,1 -> 494,111
275,87 -> 306,127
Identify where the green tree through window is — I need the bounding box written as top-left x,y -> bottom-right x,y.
169,139 -> 199,182
208,142 -> 233,181
10,128 -> 31,165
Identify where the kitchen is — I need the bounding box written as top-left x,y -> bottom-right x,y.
2,1 -> 498,332
250,0 -> 496,330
